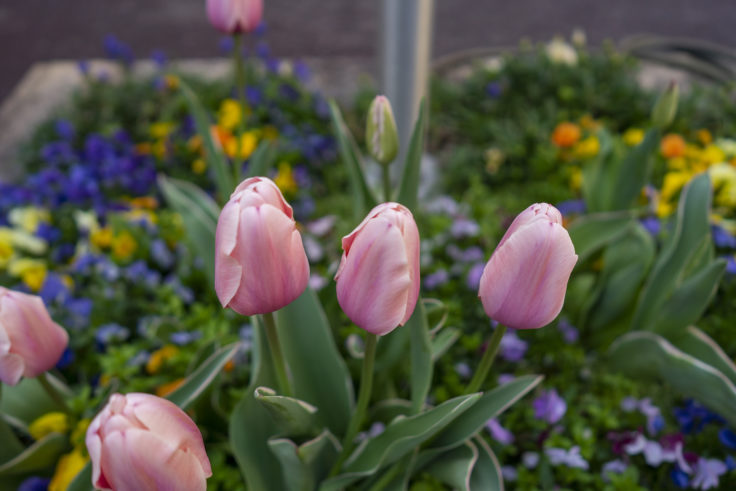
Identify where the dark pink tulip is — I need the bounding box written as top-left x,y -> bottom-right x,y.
215,177 -> 309,316
86,393 -> 212,491
0,287 -> 68,385
206,0 -> 263,34
335,203 -> 420,336
478,203 -> 577,329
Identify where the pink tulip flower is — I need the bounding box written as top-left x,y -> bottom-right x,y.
215,176 -> 309,316
0,287 -> 68,386
335,203 -> 420,335
206,0 -> 263,34
478,203 -> 578,329
86,393 -> 212,491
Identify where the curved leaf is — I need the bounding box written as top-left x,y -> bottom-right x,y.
426,441 -> 478,491
567,212 -> 635,264
670,326 -> 736,386
396,100 -> 427,212
0,433 -> 67,476
469,437 -> 504,491
610,128 -> 660,210
166,343 -> 239,410
0,377 -> 69,425
431,327 -> 460,362
409,298 -> 432,414
255,387 -> 319,438
268,431 -> 340,490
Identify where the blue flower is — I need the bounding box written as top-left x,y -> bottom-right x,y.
39,273 -> 70,305
55,347 -> 75,369
17,476 -> 50,491
466,262 -> 485,290
151,49 -> 167,68
724,256 -> 736,275
499,330 -> 528,362
641,216 -> 661,236
246,86 -> 263,106
485,81 -> 503,98
64,297 -> 93,329
424,269 -> 450,290
670,468 -> 690,489
55,119 -> 75,140
95,323 -> 130,346
557,317 -> 579,344
103,34 -> 134,65
712,225 -> 736,249
219,37 -> 234,54
555,199 -> 586,217
719,428 -> 736,450
170,331 -> 202,346
545,446 -> 589,470
533,389 -> 567,424
151,239 -> 175,269
294,61 -> 311,82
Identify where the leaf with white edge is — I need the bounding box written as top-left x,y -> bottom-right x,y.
319,394 -> 480,491
409,298 -> 432,414
396,100 -> 427,212
431,327 -> 460,361
166,343 -> 239,410
0,386 -> 24,464
370,399 -> 412,423
0,433 -> 67,476
608,331 -> 736,427
255,387 -> 320,438
268,431 -> 341,490
426,441 -> 478,491
670,326 -> 736,386
0,376 -> 70,425
469,436 -> 504,491
277,288 -> 354,437
567,212 -> 636,264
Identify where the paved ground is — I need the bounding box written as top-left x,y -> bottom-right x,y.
1,0 -> 736,102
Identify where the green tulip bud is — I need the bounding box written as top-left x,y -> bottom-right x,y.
366,95 -> 399,166
651,82 -> 679,129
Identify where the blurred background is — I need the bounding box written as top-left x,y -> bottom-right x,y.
1,0 -> 734,101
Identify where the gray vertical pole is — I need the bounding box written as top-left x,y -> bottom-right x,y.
380,0 -> 434,171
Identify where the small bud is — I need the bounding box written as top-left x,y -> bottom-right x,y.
366,95 -> 399,166
652,82 -> 679,129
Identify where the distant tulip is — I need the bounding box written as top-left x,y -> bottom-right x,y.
335,203 -> 420,335
86,393 -> 212,491
478,203 -> 577,329
366,95 -> 399,166
0,288 -> 68,386
215,176 -> 309,316
206,0 -> 263,34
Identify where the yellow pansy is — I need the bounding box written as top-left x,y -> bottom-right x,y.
274,162 -> 299,196
569,167 -> 583,191
484,147 -> 505,174
8,207 -> 50,234
224,131 -> 258,160
149,122 -> 174,140
573,135 -> 600,159
8,258 -> 47,291
0,230 -> 14,268
71,419 -> 91,448
262,125 -> 279,141
191,158 -> 207,174
697,129 -> 713,145
710,163 -> 736,208
660,171 -> 692,206
702,144 -> 726,166
218,99 -> 243,131
29,412 -> 69,440
165,74 -> 180,90
49,447 -> 89,491
90,226 -> 113,249
146,345 -> 179,374
667,157 -> 687,171
111,232 -> 138,261
623,128 -> 644,146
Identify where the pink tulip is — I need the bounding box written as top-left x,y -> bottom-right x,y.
335,203 -> 420,336
0,288 -> 68,386
215,176 -> 309,316
86,393 -> 212,491
478,203 -> 578,329
206,0 -> 263,34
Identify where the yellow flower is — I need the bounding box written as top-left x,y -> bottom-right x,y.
702,144 -> 726,166
262,125 -> 279,141
123,209 -> 158,226
697,129 -> 713,145
623,128 -> 645,146
574,136 -> 600,159
71,419 -> 91,448
149,122 -> 174,140
90,226 -> 113,249
667,157 -> 687,171
191,158 -> 207,174
657,200 -> 675,218
8,258 -> 47,291
29,412 -> 69,440
484,148 -> 505,174
49,447 -> 89,491
147,345 -> 179,374
579,115 -> 600,131
660,134 -> 686,159
8,207 -> 50,234
129,196 -> 159,210
660,171 -> 692,202
710,163 -> 736,208
0,230 -> 14,268
274,162 -> 299,196
218,99 -> 243,131
112,232 -> 138,261
187,135 -> 203,153
552,122 -> 581,148
165,74 -> 180,90
156,378 -> 185,397
153,140 -> 168,159
224,131 -> 258,160
569,167 -> 583,191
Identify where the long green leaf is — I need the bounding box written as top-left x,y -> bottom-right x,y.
0,433 -> 67,476
268,431 -> 341,490
409,299 -> 432,414
255,387 -> 320,438
0,386 -> 24,464
426,442 -> 478,491
0,377 -> 68,425
245,140 -> 277,180
567,212 -> 635,265
166,343 -> 239,410
469,437 -> 504,491
610,128 -> 660,210
396,100 -> 427,212
671,326 -> 736,386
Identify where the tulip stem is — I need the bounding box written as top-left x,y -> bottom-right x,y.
262,312 -> 293,397
465,324 -> 507,394
38,373 -> 71,415
330,332 -> 378,477
232,32 -> 248,183
382,165 -> 392,202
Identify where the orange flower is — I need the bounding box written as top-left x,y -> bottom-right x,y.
552,122 -> 581,148
660,134 -> 686,158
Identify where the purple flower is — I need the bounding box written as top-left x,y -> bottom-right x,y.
18,477 -> 50,491
692,458 -> 727,490
151,49 -> 167,68
498,373 -> 516,385
170,331 -> 202,346
641,216 -> 661,236
466,262 -> 485,290
424,269 -> 450,290
533,389 -> 567,424
219,37 -> 234,54
556,317 -> 579,344
454,362 -> 471,379
151,239 -> 175,269
712,225 -> 736,249
555,199 -> 586,217
485,418 -> 514,445
95,323 -> 130,346
55,119 -> 75,140
522,452 -> 539,469
308,274 -> 328,291
55,348 -> 74,369
485,81 -> 503,98
294,60 -> 311,82
499,330 -> 528,362
602,460 -> 627,481
545,446 -> 589,470
501,466 -> 517,482
719,428 -> 736,450
639,398 -> 664,435
450,218 -> 480,238
724,256 -> 736,275
671,468 -> 690,489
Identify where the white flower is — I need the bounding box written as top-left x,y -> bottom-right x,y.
546,37 -> 578,66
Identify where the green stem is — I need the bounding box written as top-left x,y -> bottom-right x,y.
465,324 -> 507,394
330,333 -> 378,477
262,312 -> 293,397
38,373 -> 71,415
232,33 -> 248,182
382,165 -> 392,202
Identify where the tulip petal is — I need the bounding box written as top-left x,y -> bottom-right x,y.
0,351 -> 24,386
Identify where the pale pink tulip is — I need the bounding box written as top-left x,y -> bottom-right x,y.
335,203 -> 420,335
206,0 -> 263,34
0,287 -> 68,386
478,203 -> 577,329
86,393 -> 212,491
215,176 -> 309,316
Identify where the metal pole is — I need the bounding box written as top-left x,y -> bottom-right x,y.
380,0 -> 434,170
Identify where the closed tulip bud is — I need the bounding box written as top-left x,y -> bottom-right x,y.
0,287 -> 68,386
652,82 -> 679,129
86,393 -> 212,491
206,0 -> 263,34
215,176 -> 309,316
366,95 -> 399,166
478,203 -> 578,329
335,203 -> 420,335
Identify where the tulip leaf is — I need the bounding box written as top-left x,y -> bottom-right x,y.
319,394 -> 480,491
375,321 -> 411,372
580,129 -> 615,213
0,387 -> 23,464
0,377 -> 68,425
397,100 -> 427,212
230,317 -> 287,491
277,288 -> 354,437
608,331 -> 736,427
609,128 -> 660,210
268,431 -> 341,490
431,327 -> 460,361
157,175 -> 219,288
178,79 -> 233,202
166,342 -> 239,410
425,441 -> 478,491
670,326 -> 736,386
409,298 -> 432,414
328,100 -> 376,221
66,462 -> 93,491
469,437 -> 504,491
255,387 -> 320,438
0,432 -> 67,476
244,140 -> 276,180
369,398 -> 412,423
632,172 -> 712,331
567,212 -> 636,265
